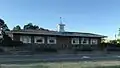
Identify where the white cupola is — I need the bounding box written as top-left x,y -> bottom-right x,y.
57,17 -> 65,32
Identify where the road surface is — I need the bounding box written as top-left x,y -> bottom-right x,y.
0,54 -> 120,64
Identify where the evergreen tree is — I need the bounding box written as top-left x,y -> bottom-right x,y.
13,25 -> 21,31
23,23 -> 39,30
2,24 -> 10,31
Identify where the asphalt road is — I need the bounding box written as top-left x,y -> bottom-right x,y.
0,54 -> 120,64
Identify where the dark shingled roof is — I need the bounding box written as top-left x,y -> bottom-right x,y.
6,29 -> 106,38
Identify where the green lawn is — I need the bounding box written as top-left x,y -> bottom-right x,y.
1,61 -> 120,68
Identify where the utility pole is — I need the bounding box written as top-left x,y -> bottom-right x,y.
115,34 -> 116,40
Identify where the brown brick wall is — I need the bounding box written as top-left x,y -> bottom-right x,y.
57,36 -> 72,49
12,33 -> 101,50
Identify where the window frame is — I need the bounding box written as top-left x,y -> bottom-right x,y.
47,37 -> 56,44
34,36 -> 45,44
90,39 -> 98,45
20,36 -> 31,43
71,38 -> 79,44
81,38 -> 89,44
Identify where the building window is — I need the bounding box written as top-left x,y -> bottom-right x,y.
34,37 -> 44,44
37,39 -> 43,42
71,38 -> 79,44
47,37 -> 56,44
91,39 -> 98,45
81,38 -> 89,44
20,36 -> 31,43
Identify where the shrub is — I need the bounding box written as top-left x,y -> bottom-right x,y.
0,48 -> 4,52
11,41 -> 23,46
43,48 -> 57,52
101,42 -> 120,51
0,34 -> 23,47
74,45 -> 93,51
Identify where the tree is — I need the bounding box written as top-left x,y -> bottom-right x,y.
116,39 -> 120,44
23,23 -> 50,31
1,34 -> 23,47
109,40 -> 117,44
13,25 -> 21,31
23,23 -> 39,30
0,19 -> 5,27
2,24 -> 10,31
101,38 -> 106,43
33,25 -> 39,29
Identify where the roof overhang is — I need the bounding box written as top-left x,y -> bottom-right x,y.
6,31 -> 107,38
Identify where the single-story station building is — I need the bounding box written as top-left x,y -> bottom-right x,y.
5,22 -> 106,53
